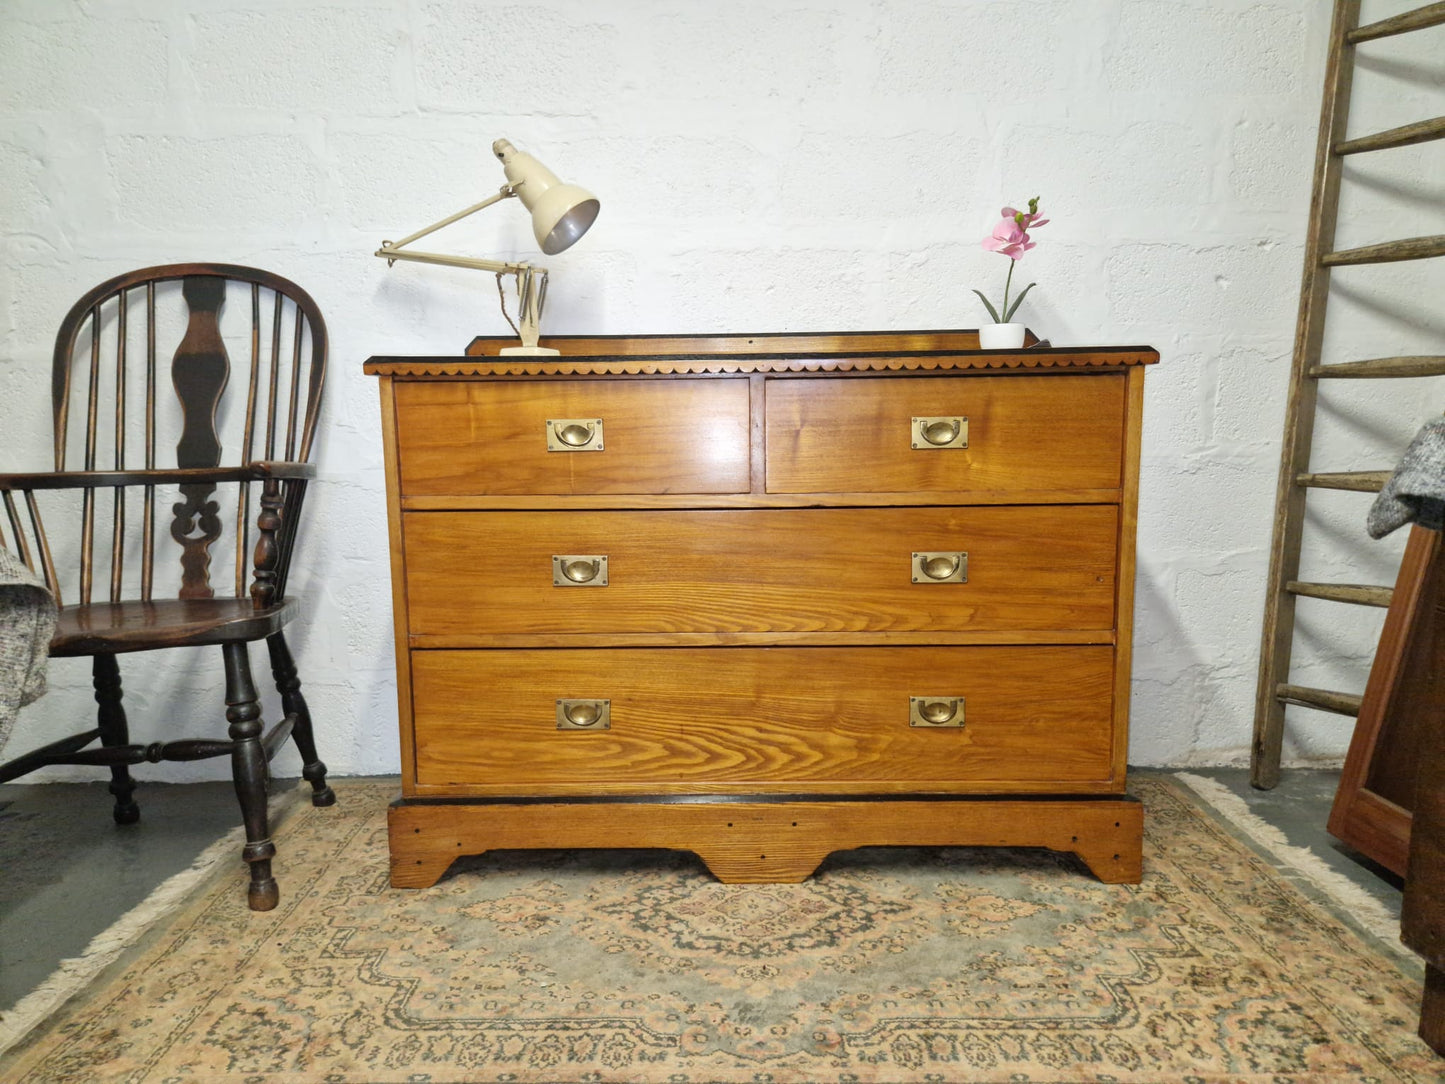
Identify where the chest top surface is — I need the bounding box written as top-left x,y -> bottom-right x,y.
363,331 -> 1158,378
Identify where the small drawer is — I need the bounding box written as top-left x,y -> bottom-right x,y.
403,505 -> 1119,638
764,374 -> 1126,494
409,645 -> 1116,793
395,377 -> 751,496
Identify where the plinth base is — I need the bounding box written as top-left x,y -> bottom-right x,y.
388,794 -> 1144,887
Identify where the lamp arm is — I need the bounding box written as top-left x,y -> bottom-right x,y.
375,184 -> 517,260
375,247 -> 538,276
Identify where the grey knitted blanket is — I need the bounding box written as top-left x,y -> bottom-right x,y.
1368,416 -> 1445,538
0,546 -> 57,754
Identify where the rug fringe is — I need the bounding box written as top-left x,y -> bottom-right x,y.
1173,771 -> 1409,957
0,786 -> 304,1060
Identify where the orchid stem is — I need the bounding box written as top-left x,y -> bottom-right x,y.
1001,260 -> 1014,323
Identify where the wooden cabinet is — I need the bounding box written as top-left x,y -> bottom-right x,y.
366,332 -> 1158,887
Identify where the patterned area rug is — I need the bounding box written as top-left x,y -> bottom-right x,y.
1,775 -> 1437,1082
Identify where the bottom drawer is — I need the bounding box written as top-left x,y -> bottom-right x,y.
409,646 -> 1117,796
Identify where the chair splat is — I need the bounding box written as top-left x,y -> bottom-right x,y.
169,276 -> 231,599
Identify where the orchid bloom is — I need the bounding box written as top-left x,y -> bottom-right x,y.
982,218 -> 1035,261
983,197 -> 1048,261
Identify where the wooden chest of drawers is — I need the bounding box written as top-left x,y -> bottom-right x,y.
365,332 -> 1157,887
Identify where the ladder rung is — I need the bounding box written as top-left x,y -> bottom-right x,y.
1347,2 -> 1445,43
1334,115 -> 1445,156
1276,684 -> 1363,717
1310,355 -> 1445,379
1286,580 -> 1394,607
1322,234 -> 1445,266
1295,470 -> 1390,492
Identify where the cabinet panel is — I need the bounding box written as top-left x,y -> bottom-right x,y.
404,506 -> 1119,636
765,374 -> 1125,494
395,377 -> 751,495
410,645 -> 1116,794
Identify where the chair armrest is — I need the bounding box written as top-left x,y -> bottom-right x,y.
249,460 -> 317,480
0,463 -> 315,490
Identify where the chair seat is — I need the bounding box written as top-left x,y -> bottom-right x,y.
50,597 -> 298,657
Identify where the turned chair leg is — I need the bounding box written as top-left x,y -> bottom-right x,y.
93,654 -> 140,825
267,631 -> 335,807
223,642 -> 278,911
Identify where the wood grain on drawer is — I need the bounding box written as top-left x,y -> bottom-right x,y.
410,646 -> 1116,794
404,505 -> 1118,638
394,378 -> 751,495
764,374 -> 1125,493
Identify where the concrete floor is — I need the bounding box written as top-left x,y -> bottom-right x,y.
1189,765 -> 1405,919
0,767 -> 1404,1014
0,778 -> 243,1009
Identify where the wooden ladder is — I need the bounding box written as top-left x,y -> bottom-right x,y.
1252,0 -> 1445,789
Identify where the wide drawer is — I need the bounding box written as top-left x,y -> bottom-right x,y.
764,374 -> 1125,494
403,505 -> 1119,638
393,377 -> 751,495
409,645 -> 1116,794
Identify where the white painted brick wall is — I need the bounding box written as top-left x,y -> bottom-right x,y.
1,0 -> 1440,782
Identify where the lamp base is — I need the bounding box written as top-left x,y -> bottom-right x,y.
498,345 -> 561,356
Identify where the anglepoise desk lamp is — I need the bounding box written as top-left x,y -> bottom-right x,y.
375,139 -> 599,355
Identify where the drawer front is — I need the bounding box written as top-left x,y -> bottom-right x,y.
410,646 -> 1115,793
404,505 -> 1119,636
764,374 -> 1125,494
394,377 -> 751,495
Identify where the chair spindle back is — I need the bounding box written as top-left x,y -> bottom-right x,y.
1,264 -> 328,609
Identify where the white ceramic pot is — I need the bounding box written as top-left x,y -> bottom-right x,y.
979,323 -> 1026,349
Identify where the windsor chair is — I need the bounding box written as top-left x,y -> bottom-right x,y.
0,264 -> 335,911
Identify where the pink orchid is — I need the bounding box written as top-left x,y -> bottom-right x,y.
973,196 -> 1046,324
982,217 -> 1035,261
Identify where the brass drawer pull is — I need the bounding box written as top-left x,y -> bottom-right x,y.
910,696 -> 965,728
912,415 -> 968,449
553,555 -> 609,586
912,551 -> 968,583
546,418 -> 604,451
556,699 -> 611,730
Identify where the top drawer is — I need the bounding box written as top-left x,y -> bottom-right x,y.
765,374 -> 1125,494
394,378 -> 751,496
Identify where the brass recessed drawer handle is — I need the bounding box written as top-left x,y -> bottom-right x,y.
546,418 -> 604,451
553,555 -> 608,586
911,551 -> 968,583
556,699 -> 610,730
912,415 -> 969,449
910,696 -> 965,728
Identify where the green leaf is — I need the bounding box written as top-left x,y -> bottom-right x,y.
971,289 -> 1002,324
1002,282 -> 1036,322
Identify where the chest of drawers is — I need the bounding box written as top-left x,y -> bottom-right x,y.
365,332 -> 1157,887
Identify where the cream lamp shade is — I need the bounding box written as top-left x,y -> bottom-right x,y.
493,139 -> 601,255
373,138 -> 599,355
